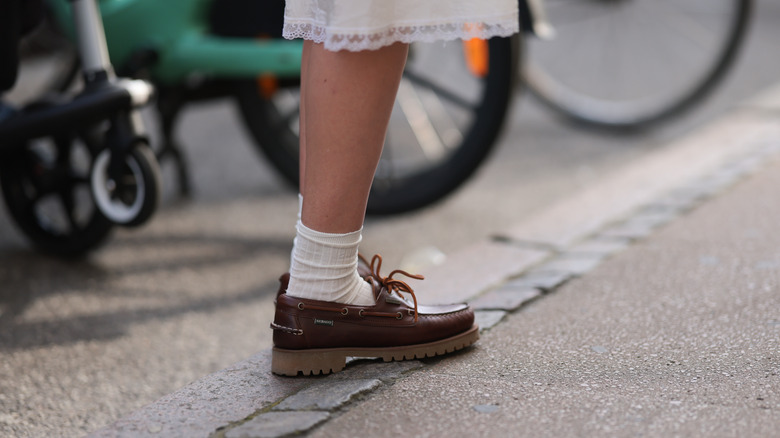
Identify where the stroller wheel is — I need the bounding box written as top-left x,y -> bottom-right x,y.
0,133 -> 113,256
90,143 -> 161,227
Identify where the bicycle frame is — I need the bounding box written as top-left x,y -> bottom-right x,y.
1,0 -> 153,147
46,0 -> 303,84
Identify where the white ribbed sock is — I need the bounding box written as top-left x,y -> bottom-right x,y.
286,220 -> 375,305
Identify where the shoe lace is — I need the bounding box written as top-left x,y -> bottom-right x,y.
360,254 -> 423,322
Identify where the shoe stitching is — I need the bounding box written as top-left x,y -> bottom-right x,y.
297,302 -> 350,314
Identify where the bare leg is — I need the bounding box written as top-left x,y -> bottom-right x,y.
286,42 -> 409,305
300,42 -> 409,233
298,40 -> 311,194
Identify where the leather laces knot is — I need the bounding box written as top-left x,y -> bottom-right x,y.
361,254 -> 423,322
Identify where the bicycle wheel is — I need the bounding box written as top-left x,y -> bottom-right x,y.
523,0 -> 752,129
235,36 -> 520,215
90,142 -> 162,227
0,129 -> 113,257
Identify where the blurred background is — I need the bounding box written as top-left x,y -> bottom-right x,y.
1,0 -> 779,436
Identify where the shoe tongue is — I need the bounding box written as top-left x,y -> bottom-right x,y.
366,277 -> 413,307
367,277 -> 383,301
384,290 -> 413,307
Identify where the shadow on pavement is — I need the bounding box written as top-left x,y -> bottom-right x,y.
0,232 -> 290,351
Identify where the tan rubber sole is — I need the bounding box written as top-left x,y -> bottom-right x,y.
271,324 -> 480,376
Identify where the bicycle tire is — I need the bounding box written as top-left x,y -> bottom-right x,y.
91,143 -> 162,227
0,131 -> 113,257
522,0 -> 753,130
235,35 -> 520,215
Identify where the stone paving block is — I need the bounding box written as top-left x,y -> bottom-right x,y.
633,208 -> 681,227
273,379 -> 382,411
696,170 -> 743,192
334,359 -> 424,381
672,183 -> 721,202
601,209 -> 680,240
566,238 -> 630,257
533,254 -> 606,277
656,188 -> 708,209
474,310 -> 507,331
469,287 -> 541,311
414,241 -> 549,304
89,351 -> 308,438
225,411 -> 329,438
647,193 -> 701,212
639,200 -> 691,215
598,224 -> 653,241
597,212 -> 672,241
503,270 -> 574,293
490,237 -> 558,252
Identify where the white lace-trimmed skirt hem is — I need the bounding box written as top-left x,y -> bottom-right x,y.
283,0 -> 519,52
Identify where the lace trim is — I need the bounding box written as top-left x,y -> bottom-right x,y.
283,19 -> 518,52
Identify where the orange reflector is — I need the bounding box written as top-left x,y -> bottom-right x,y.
253,34 -> 280,99
463,38 -> 489,78
256,74 -> 279,99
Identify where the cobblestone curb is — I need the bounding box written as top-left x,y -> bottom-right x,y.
213,362 -> 422,438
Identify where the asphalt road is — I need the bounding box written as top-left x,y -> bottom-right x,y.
2,1 -> 780,436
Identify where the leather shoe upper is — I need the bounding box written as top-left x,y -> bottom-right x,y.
272,271 -> 475,350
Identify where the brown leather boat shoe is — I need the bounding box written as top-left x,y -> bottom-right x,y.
270,255 -> 479,376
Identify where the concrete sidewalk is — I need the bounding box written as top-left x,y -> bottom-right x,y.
92,89 -> 780,437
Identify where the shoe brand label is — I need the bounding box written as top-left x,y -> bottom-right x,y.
314,319 -> 334,327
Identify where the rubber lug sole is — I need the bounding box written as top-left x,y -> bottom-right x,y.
271,324 -> 480,376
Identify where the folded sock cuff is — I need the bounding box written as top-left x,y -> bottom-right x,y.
296,220 -> 363,248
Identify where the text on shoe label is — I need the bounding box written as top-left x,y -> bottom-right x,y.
314,319 -> 334,326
